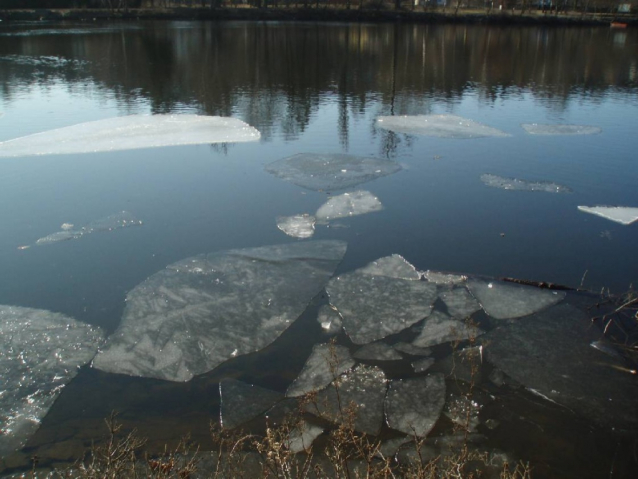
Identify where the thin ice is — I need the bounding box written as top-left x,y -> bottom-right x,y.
521,124 -> 602,135
286,343 -> 355,397
577,206 -> 638,225
481,174 -> 572,193
35,211 -> 142,245
376,115 -> 509,139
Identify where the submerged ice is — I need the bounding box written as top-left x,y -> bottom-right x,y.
219,379 -> 283,430
0,115 -> 260,157
376,115 -> 509,139
577,206 -> 638,225
0,305 -> 103,457
521,124 -> 602,136
481,174 -> 572,194
315,191 -> 383,223
35,211 -> 142,245
93,241 -> 347,382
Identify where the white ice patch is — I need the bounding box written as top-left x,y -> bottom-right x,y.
411,311 -> 483,348
219,379 -> 283,430
577,206 -> 638,225
286,343 -> 355,397
35,211 -> 142,245
0,305 -> 103,457
521,124 -> 602,136
315,190 -> 383,224
353,342 -> 403,361
276,214 -> 316,238
481,174 -> 572,194
93,241 -> 347,382
376,114 -> 510,139
0,115 -> 260,157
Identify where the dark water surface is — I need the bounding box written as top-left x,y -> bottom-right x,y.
1,21 -> 637,477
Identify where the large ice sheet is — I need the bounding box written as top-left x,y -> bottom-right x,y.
305,365 -> 388,435
577,206 -> 638,225
276,214 -> 316,238
264,153 -> 401,192
376,115 -> 509,139
0,305 -> 103,457
411,311 -> 483,348
35,211 -> 142,245
286,343 -> 355,397
0,115 -> 260,157
219,379 -> 283,430
438,287 -> 482,319
315,191 -> 383,224
326,257 -> 437,344
93,241 -> 347,382
480,174 -> 572,194
385,374 -> 446,437
521,124 -> 602,135
467,279 -> 565,320
484,304 -> 638,427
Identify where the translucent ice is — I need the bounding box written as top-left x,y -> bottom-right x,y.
93,240 -> 347,382
35,211 -> 142,245
577,206 -> 638,225
467,279 -> 565,320
353,342 -> 403,361
219,379 -> 283,430
376,115 -> 510,139
357,254 -> 421,281
265,153 -> 401,192
385,374 -> 446,437
521,124 -> 602,136
276,214 -> 316,238
438,287 -> 482,319
304,365 -> 388,435
0,305 -> 103,457
315,191 -> 383,224
286,420 -> 323,453
0,115 -> 260,157
316,304 -> 343,335
411,311 -> 483,348
286,343 -> 355,397
481,174 -> 572,194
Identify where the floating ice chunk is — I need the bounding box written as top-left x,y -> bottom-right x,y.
315,190 -> 382,224
0,115 -> 260,157
357,254 -> 421,280
219,379 -> 283,429
376,115 -> 510,139
385,374 -> 446,437
353,342 -> 403,361
286,420 -> 323,453
265,153 -> 401,192
577,206 -> 638,225
467,279 -> 565,320
521,123 -> 602,136
0,305 -> 103,457
411,311 -> 483,348
393,342 -> 432,357
444,395 -> 482,432
304,365 -> 388,435
276,214 -> 316,238
286,343 -> 355,397
35,211 -> 142,245
411,357 -> 435,373
326,258 -> 438,344
93,241 -> 347,382
422,270 -> 467,285
439,287 -> 482,319
316,304 -> 343,335
481,174 -> 572,194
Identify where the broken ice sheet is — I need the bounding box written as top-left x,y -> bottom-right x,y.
304,365 -> 388,435
438,287 -> 481,319
521,123 -> 602,136
264,153 -> 401,192
219,379 -> 283,429
376,114 -> 510,139
577,206 -> 638,225
411,311 -> 484,348
93,240 -> 347,382
481,174 -> 572,194
0,305 -> 103,457
35,211 -> 142,246
467,279 -> 565,320
353,342 -> 403,361
286,343 -> 355,397
315,190 -> 383,224
385,374 -> 446,437
276,214 -> 316,238
326,256 -> 437,345
0,114 -> 260,157
286,420 -> 323,453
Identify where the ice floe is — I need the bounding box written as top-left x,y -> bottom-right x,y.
276,214 -> 316,238
0,305 -> 103,457
265,153 -> 401,192
93,240 -> 347,382
376,114 -> 510,139
219,379 -> 283,430
353,342 -> 403,361
385,374 -> 446,437
35,211 -> 142,246
577,206 -> 638,225
411,357 -> 435,373
466,279 -> 565,320
286,421 -> 324,453
357,254 -> 421,280
304,365 -> 388,435
411,311 -> 484,348
438,287 -> 482,319
521,124 -> 602,135
481,174 -> 572,193
286,343 -> 355,397
0,115 -> 260,157
326,256 -> 438,344
315,190 -> 383,224
316,304 -> 343,335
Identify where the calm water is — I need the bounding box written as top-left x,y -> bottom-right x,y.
1,20 -> 638,477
